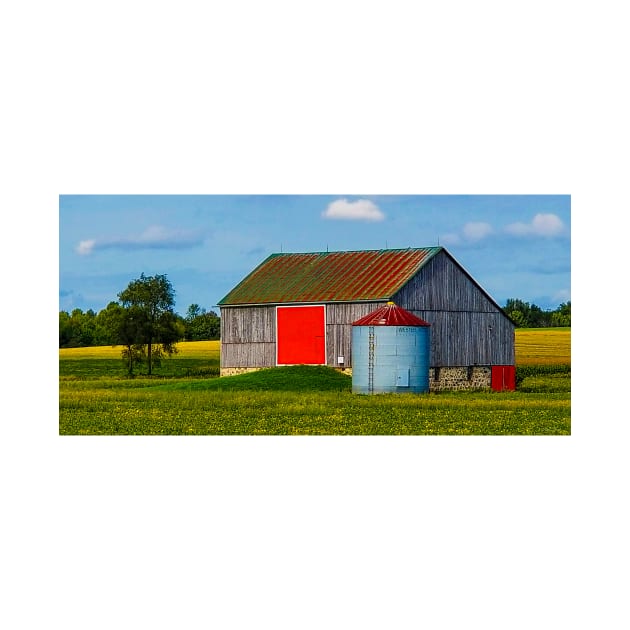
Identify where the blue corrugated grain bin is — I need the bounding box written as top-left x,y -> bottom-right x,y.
352,302 -> 431,394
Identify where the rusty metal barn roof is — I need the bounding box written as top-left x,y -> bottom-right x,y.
218,247 -> 442,305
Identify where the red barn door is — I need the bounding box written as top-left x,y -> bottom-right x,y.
276,305 -> 326,365
491,365 -> 516,391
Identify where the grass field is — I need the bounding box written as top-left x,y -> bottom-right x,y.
59,330 -> 570,436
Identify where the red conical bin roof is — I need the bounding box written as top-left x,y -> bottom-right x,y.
352,302 -> 430,327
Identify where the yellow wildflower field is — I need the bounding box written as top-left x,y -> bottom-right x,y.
60,340 -> 220,360
61,332 -> 569,367
515,328 -> 570,366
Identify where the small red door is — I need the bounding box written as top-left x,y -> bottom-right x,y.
491,365 -> 516,391
277,305 -> 326,365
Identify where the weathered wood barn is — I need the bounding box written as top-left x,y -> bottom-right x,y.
218,247 -> 515,390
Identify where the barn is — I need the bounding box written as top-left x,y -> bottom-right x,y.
218,247 -> 515,391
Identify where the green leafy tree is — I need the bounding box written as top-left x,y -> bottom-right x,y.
551,301 -> 571,326
95,302 -> 125,346
508,309 -> 527,327
118,306 -> 147,376
117,273 -> 181,375
186,304 -> 202,321
59,311 -> 73,347
59,308 -> 91,347
184,304 -> 220,341
504,298 -> 571,328
95,302 -> 144,375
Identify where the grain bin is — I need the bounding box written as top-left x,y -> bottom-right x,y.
351,302 -> 431,394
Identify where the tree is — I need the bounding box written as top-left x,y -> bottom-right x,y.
551,301 -> 571,327
503,298 -> 571,328
95,302 -> 143,375
117,273 -> 181,375
184,304 -> 220,341
59,311 -> 73,347
117,306 -> 147,376
186,303 -> 202,321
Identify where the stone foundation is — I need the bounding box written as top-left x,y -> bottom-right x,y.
220,366 -> 353,377
220,367 -> 264,377
429,366 -> 491,392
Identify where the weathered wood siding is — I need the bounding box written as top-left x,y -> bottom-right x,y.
221,302 -> 387,368
220,249 -> 514,369
220,305 -> 276,368
393,251 -> 514,366
221,305 -> 276,343
393,250 -> 499,312
408,310 -> 514,366
325,301 -> 385,367
221,341 -> 276,368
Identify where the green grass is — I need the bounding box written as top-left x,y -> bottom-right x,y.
59,333 -> 571,436
158,365 -> 352,392
60,380 -> 569,435
59,366 -> 570,436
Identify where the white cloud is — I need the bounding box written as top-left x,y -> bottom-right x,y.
322,199 -> 385,222
76,239 -> 95,255
505,213 -> 565,237
134,225 -> 201,245
462,221 -> 493,241
75,225 -> 204,255
532,213 -> 565,236
138,225 -> 171,242
440,222 -> 492,246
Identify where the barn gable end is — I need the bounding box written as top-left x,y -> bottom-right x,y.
392,249 -> 514,367
393,248 -> 505,313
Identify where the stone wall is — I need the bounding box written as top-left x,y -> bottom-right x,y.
429,366 -> 491,391
220,367 -> 264,377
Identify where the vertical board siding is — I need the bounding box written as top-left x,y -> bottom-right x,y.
393,250 -> 514,366
220,305 -> 276,368
408,310 -> 514,366
221,306 -> 276,343
221,342 -> 276,368
394,251 -> 498,312
325,301 -> 386,324
326,301 -> 385,366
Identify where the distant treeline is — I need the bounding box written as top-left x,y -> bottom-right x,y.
59,303 -> 220,349
504,299 -> 570,328
59,298 -> 570,348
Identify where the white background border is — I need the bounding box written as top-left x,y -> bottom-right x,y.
3,2 -> 627,629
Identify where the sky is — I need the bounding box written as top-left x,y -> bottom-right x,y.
59,194 -> 571,316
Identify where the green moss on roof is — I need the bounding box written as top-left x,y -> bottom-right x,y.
218,247 -> 442,305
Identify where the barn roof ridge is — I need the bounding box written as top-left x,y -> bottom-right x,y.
218,246 -> 443,305
266,246 -> 442,256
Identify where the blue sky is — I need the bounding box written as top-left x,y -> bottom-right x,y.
59,194 -> 570,315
